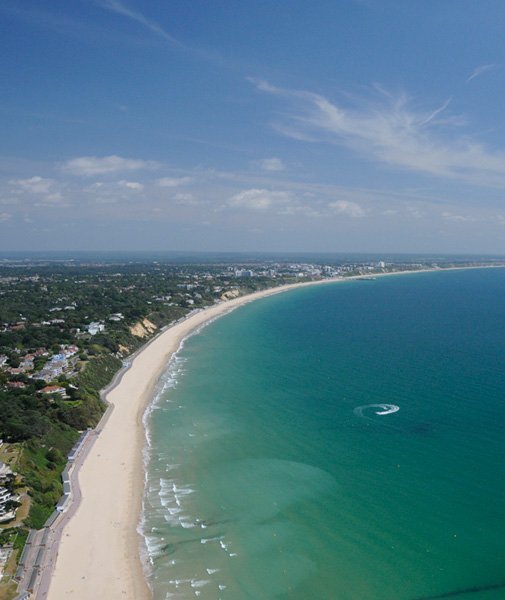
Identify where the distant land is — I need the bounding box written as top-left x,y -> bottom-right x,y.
2,250 -> 505,265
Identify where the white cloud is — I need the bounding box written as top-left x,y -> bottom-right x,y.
441,211 -> 476,222
257,157 -> 285,172
157,176 -> 192,187
173,192 -> 198,205
40,193 -> 64,203
97,0 -> 181,46
228,188 -> 292,211
118,180 -> 144,190
466,64 -> 498,83
8,176 -> 68,206
0,212 -> 11,222
62,155 -> 156,176
10,176 -> 55,194
328,200 -> 365,217
254,80 -> 505,188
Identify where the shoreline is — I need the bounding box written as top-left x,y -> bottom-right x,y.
43,265 -> 503,599
44,279 -> 325,599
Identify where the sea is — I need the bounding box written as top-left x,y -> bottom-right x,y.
141,268 -> 505,600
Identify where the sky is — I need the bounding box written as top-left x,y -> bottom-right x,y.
2,0 -> 505,254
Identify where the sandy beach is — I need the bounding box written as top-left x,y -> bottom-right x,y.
45,280 -> 327,600
44,267 -> 497,599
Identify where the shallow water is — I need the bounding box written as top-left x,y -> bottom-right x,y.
142,269 -> 505,599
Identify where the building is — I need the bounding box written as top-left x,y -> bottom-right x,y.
0,463 -> 17,522
0,463 -> 13,483
62,345 -> 79,357
7,382 -> 26,389
108,313 -> 124,322
87,322 -> 105,336
40,385 -> 66,396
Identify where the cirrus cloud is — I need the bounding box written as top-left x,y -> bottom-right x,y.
466,63 -> 498,83
253,79 -> 505,188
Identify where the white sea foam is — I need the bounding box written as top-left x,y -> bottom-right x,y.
201,536 -> 224,544
140,307 -> 245,593
353,403 -> 400,417
167,508 -> 182,515
191,579 -> 211,588
144,535 -> 165,556
173,484 -> 195,496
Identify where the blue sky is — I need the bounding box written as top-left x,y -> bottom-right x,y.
2,0 -> 505,253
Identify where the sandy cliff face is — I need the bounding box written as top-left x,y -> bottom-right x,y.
220,289 -> 240,300
129,318 -> 157,338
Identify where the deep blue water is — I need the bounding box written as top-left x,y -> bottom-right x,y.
143,269 -> 505,599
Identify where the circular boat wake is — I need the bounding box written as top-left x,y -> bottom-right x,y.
353,404 -> 400,418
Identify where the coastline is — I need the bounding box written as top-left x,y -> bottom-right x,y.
43,265 -> 502,599
44,280 -> 324,599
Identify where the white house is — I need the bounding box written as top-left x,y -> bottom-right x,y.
87,322 -> 105,335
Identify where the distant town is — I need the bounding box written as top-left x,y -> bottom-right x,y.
0,254 -> 502,598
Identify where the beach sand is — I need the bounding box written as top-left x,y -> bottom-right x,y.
46,282 -> 320,600
45,267 -> 493,599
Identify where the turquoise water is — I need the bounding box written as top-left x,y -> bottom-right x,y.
142,269 -> 505,599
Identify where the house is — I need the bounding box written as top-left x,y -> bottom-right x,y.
87,322 -> 105,336
7,382 -> 26,389
62,345 -> 79,357
0,463 -> 17,522
108,313 -> 124,322
7,368 -> 24,376
0,463 -> 12,482
40,385 -> 66,395
33,371 -> 52,383
0,487 -> 16,521
19,356 -> 33,371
